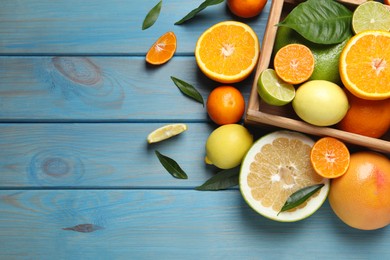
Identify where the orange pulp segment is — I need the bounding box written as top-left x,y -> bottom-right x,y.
195,21 -> 260,83
274,43 -> 314,85
146,31 -> 177,65
310,137 -> 350,179
339,30 -> 390,100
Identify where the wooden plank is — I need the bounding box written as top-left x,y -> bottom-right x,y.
0,123 -> 268,188
0,189 -> 389,259
0,56 -> 253,121
0,0 -> 270,55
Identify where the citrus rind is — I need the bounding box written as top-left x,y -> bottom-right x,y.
239,130 -> 330,222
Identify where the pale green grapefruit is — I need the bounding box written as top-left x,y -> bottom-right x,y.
240,130 -> 329,222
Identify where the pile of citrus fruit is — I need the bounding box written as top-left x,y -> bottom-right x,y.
144,0 -> 390,231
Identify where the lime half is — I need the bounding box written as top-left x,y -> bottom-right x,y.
147,123 -> 188,144
257,68 -> 295,106
239,130 -> 330,222
352,1 -> 390,34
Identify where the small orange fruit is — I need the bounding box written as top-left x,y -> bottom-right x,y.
329,151 -> 390,230
195,21 -> 260,83
385,0 -> 390,6
206,86 -> 245,125
227,0 -> 268,18
339,30 -> 390,100
146,31 -> 177,65
274,43 -> 315,85
337,91 -> 390,138
310,137 -> 350,179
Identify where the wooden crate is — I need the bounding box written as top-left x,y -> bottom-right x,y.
245,0 -> 390,153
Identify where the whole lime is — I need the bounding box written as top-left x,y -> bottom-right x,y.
292,80 -> 349,126
273,26 -> 350,84
205,124 -> 253,169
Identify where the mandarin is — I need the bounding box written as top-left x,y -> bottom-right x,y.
206,86 -> 245,125
146,32 -> 176,65
337,91 -> 390,138
329,151 -> 390,230
227,0 -> 268,18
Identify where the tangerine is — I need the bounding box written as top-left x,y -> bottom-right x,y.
310,137 -> 350,179
337,91 -> 390,138
227,0 -> 268,18
329,151 -> 390,230
146,31 -> 176,65
274,43 -> 315,85
206,86 -> 245,125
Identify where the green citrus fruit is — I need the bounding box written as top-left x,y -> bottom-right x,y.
352,1 -> 390,34
273,26 -> 350,84
205,124 -> 253,169
257,68 -> 295,106
240,130 -> 329,222
292,80 -> 349,126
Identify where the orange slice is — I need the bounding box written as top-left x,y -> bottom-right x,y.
146,31 -> 177,65
195,21 -> 260,84
339,30 -> 390,100
273,43 -> 314,85
310,137 -> 350,179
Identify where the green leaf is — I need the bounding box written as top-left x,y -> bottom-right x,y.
278,0 -> 353,44
174,0 -> 225,25
195,167 -> 240,191
142,1 -> 162,30
171,76 -> 204,106
155,150 -> 188,179
278,184 -> 325,215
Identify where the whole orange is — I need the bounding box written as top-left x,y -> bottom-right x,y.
329,151 -> 390,230
337,91 -> 390,138
227,0 -> 268,18
385,0 -> 390,5
206,86 -> 245,125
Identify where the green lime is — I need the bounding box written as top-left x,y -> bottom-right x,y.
352,1 -> 390,34
273,26 -> 349,84
257,68 -> 295,106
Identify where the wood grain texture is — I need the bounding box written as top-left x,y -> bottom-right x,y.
0,0 -> 269,55
1,189 -> 389,259
0,56 -> 253,121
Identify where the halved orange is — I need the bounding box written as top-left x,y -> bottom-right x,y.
339,30 -> 390,100
195,21 -> 260,84
146,31 -> 177,65
310,137 -> 350,179
273,43 -> 314,85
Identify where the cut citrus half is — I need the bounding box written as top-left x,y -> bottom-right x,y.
339,30 -> 390,100
146,31 -> 177,65
240,130 -> 329,222
195,21 -> 260,83
310,137 -> 350,179
273,43 -> 314,85
147,123 -> 187,144
352,1 -> 390,34
257,68 -> 295,106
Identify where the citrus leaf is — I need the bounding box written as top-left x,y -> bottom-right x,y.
195,167 -> 240,191
142,1 -> 162,30
278,184 -> 324,215
171,76 -> 204,106
278,0 -> 353,44
155,150 -> 188,179
174,0 -> 225,25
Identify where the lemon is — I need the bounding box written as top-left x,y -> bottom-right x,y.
205,124 -> 253,169
257,68 -> 295,106
352,1 -> 390,34
292,80 -> 349,126
239,130 -> 329,222
147,124 -> 188,144
274,26 -> 349,84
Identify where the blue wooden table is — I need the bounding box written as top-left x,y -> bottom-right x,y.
1,0 -> 390,259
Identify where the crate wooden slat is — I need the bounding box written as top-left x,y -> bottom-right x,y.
245,0 -> 390,154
